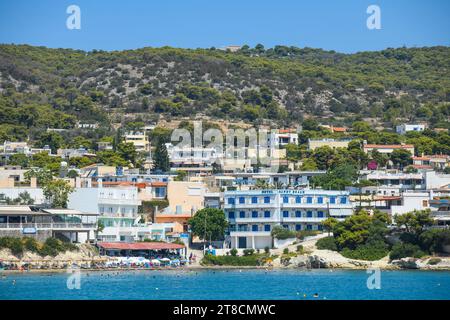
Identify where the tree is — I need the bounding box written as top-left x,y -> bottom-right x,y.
8,153 -> 29,167
390,149 -> 412,169
153,142 -> 170,172
188,208 -> 228,242
36,131 -> 64,154
43,179 -> 74,208
394,209 -> 434,235
24,168 -> 53,186
117,142 -> 138,166
323,217 -> 338,236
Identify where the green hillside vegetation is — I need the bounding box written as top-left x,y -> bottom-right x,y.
1,44 -> 449,144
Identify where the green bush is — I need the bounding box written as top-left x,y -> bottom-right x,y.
316,236 -> 338,251
39,238 -> 78,257
389,242 -> 426,261
283,248 -> 289,254
243,249 -> 254,256
341,241 -> 389,261
296,245 -> 304,253
296,230 -> 319,240
201,254 -> 264,266
264,246 -> 270,254
0,237 -> 24,256
230,248 -> 238,256
271,226 -> 296,240
427,258 -> 441,265
23,237 -> 40,253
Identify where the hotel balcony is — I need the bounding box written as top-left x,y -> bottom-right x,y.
281,217 -> 325,223
233,217 -> 279,223
98,198 -> 141,206
224,203 -> 278,209
229,230 -> 272,237
0,222 -> 96,231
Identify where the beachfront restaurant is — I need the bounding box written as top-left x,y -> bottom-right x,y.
0,206 -> 98,243
97,242 -> 187,260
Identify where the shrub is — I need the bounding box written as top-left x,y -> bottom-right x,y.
201,254 -> 263,266
296,230 -> 319,240
296,245 -> 304,253
264,246 -> 270,254
283,248 -> 289,254
389,243 -> 426,261
427,258 -> 441,265
23,237 -> 40,253
316,236 -> 338,251
0,237 -> 24,256
341,241 -> 389,261
243,249 -> 255,256
271,226 -> 296,240
230,248 -> 238,256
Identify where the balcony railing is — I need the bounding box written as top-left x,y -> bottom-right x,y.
0,222 -> 96,230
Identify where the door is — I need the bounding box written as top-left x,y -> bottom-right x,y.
238,237 -> 247,248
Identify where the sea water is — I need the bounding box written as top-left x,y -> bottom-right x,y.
1,269 -> 449,300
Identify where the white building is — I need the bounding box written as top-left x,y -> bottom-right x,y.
268,130 -> 298,147
396,124 -> 426,135
68,181 -> 143,242
224,189 -> 353,249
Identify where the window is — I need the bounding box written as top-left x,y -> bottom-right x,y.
318,225 -> 323,231
239,211 -> 245,218
228,198 -> 235,205
340,197 -> 347,204
307,224 -> 312,230
251,197 -> 258,204
239,197 -> 245,204
252,225 -> 258,232
264,224 -> 271,232
317,211 -> 324,218
283,196 -> 289,204
283,224 -> 289,229
252,211 -> 258,218
264,196 -> 270,204
295,211 -> 301,218
295,224 -> 302,231
307,197 -> 313,204
330,197 -> 336,204
228,212 -> 235,219
307,211 -> 313,218
283,211 -> 289,218
318,197 -> 323,204
295,196 -> 302,204
264,211 -> 271,218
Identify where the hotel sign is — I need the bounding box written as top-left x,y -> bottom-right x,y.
22,227 -> 37,234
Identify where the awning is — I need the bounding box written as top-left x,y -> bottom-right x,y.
97,242 -> 185,250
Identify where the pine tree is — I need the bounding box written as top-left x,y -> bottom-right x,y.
153,142 -> 169,172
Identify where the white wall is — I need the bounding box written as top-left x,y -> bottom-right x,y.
426,171 -> 450,190
0,187 -> 44,204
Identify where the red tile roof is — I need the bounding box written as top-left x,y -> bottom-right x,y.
332,127 -> 347,132
98,242 -> 184,250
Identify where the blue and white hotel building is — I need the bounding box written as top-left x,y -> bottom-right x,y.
224,189 -> 353,249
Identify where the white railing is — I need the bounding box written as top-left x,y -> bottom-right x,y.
0,222 -> 96,230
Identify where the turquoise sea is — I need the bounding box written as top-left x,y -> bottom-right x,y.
1,269 -> 449,300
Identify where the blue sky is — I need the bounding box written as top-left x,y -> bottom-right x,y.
0,0 -> 449,53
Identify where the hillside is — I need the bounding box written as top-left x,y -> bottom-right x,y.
0,44 -> 449,142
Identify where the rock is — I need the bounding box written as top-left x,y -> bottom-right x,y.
391,258 -> 420,269
290,255 -> 309,268
308,255 -> 328,268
